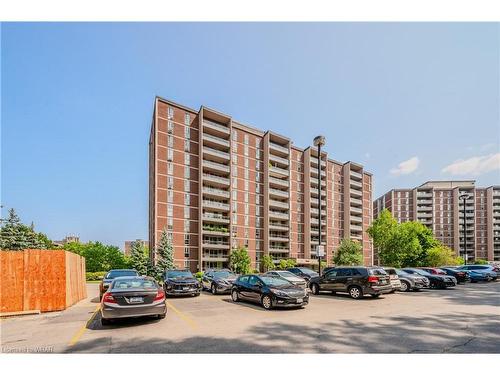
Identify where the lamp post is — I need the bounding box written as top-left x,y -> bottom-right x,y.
313,135 -> 326,275
459,193 -> 469,265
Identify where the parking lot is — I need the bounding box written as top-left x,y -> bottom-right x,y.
1,281 -> 499,353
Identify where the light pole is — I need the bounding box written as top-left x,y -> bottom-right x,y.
459,193 -> 469,265
313,135 -> 326,276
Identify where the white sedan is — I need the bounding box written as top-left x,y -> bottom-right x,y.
264,270 -> 308,289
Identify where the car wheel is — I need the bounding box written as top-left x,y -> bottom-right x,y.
348,286 -> 363,299
310,283 -> 320,295
211,283 -> 217,295
400,281 -> 410,292
157,313 -> 166,319
261,295 -> 273,310
231,289 -> 239,302
101,318 -> 111,326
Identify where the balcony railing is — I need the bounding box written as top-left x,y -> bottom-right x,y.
269,211 -> 289,219
269,142 -> 289,154
203,200 -> 230,210
350,224 -> 363,232
203,187 -> 230,198
203,133 -> 230,147
269,154 -> 289,166
269,176 -> 289,187
269,188 -> 289,198
350,170 -> 363,180
269,200 -> 289,209
203,119 -> 230,133
269,166 -> 289,177
269,222 -> 289,230
203,159 -> 230,172
202,213 -> 230,222
203,173 -> 230,185
203,146 -> 230,159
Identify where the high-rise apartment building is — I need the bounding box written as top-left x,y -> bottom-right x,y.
373,180 -> 500,263
149,97 -> 373,271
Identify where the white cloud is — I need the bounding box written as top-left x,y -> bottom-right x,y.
390,156 -> 420,176
441,153 -> 500,176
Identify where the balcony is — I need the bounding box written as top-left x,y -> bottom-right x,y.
203,133 -> 230,148
269,222 -> 289,231
350,197 -> 362,206
203,186 -> 230,199
269,247 -> 290,254
310,168 -> 327,178
350,224 -> 363,232
269,176 -> 289,188
310,207 -> 326,217
202,254 -> 229,262
202,229 -> 230,236
350,206 -> 362,214
350,188 -> 363,198
269,199 -> 289,209
417,191 -> 433,198
202,241 -> 230,249
310,187 -> 326,197
269,188 -> 289,198
203,146 -> 230,161
203,119 -> 230,134
310,177 -> 326,187
310,218 -> 326,226
269,142 -> 289,155
350,170 -> 363,180
203,200 -> 230,211
350,215 -> 363,223
269,210 -> 289,220
269,154 -> 289,166
269,165 -> 289,177
203,160 -> 230,173
310,157 -> 327,168
417,213 -> 433,218
203,173 -> 230,187
269,235 -> 289,242
417,206 -> 433,212
202,213 -> 230,224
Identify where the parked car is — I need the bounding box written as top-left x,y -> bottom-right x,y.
419,267 -> 448,275
202,269 -> 238,294
457,265 -> 499,279
163,269 -> 201,297
100,276 -> 166,325
395,269 -> 430,291
468,270 -> 494,282
99,269 -> 139,300
309,266 -> 393,299
263,270 -> 307,288
439,267 -> 470,284
382,267 -> 402,292
402,268 -> 457,288
231,274 -> 309,310
286,267 -> 319,285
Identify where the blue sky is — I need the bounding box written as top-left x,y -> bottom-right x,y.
1,23 -> 499,248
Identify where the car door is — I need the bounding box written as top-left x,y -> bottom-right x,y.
202,271 -> 213,289
247,276 -> 263,302
332,268 -> 352,291
236,276 -> 251,301
320,269 -> 337,291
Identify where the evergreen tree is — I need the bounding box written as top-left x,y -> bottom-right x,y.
155,229 -> 175,279
0,208 -> 46,250
129,239 -> 149,275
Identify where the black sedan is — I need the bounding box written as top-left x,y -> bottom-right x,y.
439,267 -> 470,284
402,268 -> 457,289
100,276 -> 167,325
202,269 -> 238,294
163,269 -> 201,297
231,274 -> 309,310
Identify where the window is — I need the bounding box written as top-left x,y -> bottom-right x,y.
167,190 -> 173,203
256,206 -> 261,216
233,177 -> 237,188
232,154 -> 238,164
256,161 -> 260,170
244,192 -> 249,203
167,176 -> 173,189
185,154 -> 190,165
184,247 -> 190,258
167,217 -> 173,230
336,268 -> 352,277
256,139 -> 261,148
168,135 -> 173,147
232,165 -> 238,176
232,130 -> 237,141
185,193 -> 190,205
256,195 -> 260,205
185,166 -> 190,178
184,234 -> 190,245
245,204 -> 249,215
184,180 -> 190,192
184,220 -> 190,232
232,202 -> 237,212
244,169 -> 249,180
168,107 -> 174,119
167,149 -> 173,161
233,213 -> 238,223
244,134 -> 249,145
244,180 -> 249,191
244,215 -> 249,226
185,126 -> 190,140
184,140 -> 190,152
255,149 -> 260,159
244,145 -> 249,156
184,260 -> 190,269
184,207 -> 190,219
167,162 -> 173,175
233,141 -> 238,151
184,113 -> 190,125
244,158 -> 249,168
232,190 -> 237,200
168,120 -> 174,133
167,204 -> 173,217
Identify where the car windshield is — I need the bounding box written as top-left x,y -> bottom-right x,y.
106,270 -> 138,279
112,278 -> 157,289
277,271 -> 298,278
384,268 -> 396,275
396,270 -> 410,276
414,269 -> 431,276
166,270 -> 193,278
213,271 -> 235,278
260,276 -> 293,287
369,268 -> 388,276
298,268 -> 317,275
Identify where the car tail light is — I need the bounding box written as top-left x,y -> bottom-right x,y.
102,292 -> 115,303
154,289 -> 165,302
368,276 -> 378,283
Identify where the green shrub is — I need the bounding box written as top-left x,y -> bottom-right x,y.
86,271 -> 107,281
194,271 -> 204,281
474,259 -> 489,265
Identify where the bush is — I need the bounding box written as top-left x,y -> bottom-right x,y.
252,269 -> 260,274
86,271 -> 107,281
194,271 -> 204,281
474,259 -> 489,265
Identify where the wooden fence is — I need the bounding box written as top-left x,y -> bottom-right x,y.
0,249 -> 87,313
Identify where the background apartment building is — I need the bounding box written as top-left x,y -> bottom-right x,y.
149,97 -> 373,272
373,180 -> 500,264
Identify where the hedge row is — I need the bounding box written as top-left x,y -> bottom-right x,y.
86,271 -> 107,281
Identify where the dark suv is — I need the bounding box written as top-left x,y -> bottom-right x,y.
309,267 -> 392,299
163,269 -> 201,297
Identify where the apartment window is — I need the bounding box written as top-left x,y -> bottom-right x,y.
167,190 -> 173,203
232,130 -> 237,141
233,213 -> 238,223
256,241 -> 261,250
185,126 -> 190,140
256,229 -> 261,239
168,120 -> 174,133
184,247 -> 190,258
244,192 -> 249,203
255,184 -> 260,194
167,162 -> 173,175
244,180 -> 249,191
232,165 -> 238,176
184,180 -> 190,192
233,177 -> 238,188
244,228 -> 249,238
167,107 -> 174,119
232,202 -> 237,212
184,207 -> 190,219
256,206 -> 261,216
256,172 -> 260,182
184,166 -> 190,178
244,145 -> 249,156
256,139 -> 261,148
244,158 -> 249,168
233,141 -> 238,151
184,260 -> 189,269
245,204 -> 249,215
255,149 -> 260,159
167,149 -> 174,161
167,217 -> 173,230
185,193 -> 190,205
167,176 -> 173,189
256,161 -> 260,170
298,165 -> 302,172
232,154 -> 238,164
244,215 -> 249,226
298,174 -> 302,182
184,234 -> 190,245
244,169 -> 249,180
168,135 -> 173,147
256,217 -> 261,227
232,190 -> 237,201
167,204 -> 173,217
184,153 -> 190,165
244,134 -> 249,145
184,140 -> 190,152
256,195 -> 261,205
184,219 -> 190,232
184,113 -> 190,125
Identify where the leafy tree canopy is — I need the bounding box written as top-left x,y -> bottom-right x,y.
333,239 -> 363,266
229,246 -> 251,274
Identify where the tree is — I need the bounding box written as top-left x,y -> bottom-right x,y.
367,209 -> 398,255
155,229 -> 175,279
0,208 -> 47,250
333,239 -> 363,266
261,254 -> 275,272
277,258 -> 296,270
473,259 -> 488,265
129,239 -> 149,275
65,241 -> 129,272
426,244 -> 464,267
229,246 -> 251,274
